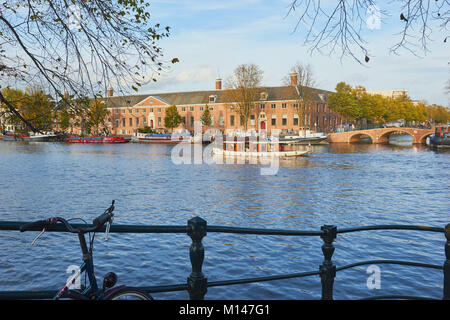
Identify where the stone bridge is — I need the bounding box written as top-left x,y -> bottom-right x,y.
327,127 -> 434,144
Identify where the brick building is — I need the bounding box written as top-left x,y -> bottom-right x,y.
70,73 -> 343,136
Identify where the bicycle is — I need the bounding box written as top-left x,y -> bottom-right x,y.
20,200 -> 153,300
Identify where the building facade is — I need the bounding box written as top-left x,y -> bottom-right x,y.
81,75 -> 343,137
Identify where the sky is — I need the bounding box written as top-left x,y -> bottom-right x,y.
138,0 -> 449,106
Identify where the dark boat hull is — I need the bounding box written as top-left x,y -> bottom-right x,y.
65,136 -> 129,144
430,135 -> 450,148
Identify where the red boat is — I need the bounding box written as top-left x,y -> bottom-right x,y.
65,136 -> 129,144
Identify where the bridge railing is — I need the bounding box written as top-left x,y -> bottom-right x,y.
0,218 -> 448,300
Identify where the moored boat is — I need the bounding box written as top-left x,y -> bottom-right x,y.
279,130 -> 327,144
430,125 -> 450,148
1,130 -> 57,142
131,132 -> 191,143
212,138 -> 309,157
65,136 -> 129,144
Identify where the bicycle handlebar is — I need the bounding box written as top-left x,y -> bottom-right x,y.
20,200 -> 115,234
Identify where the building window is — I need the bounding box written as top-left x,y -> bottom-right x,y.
115,119 -> 119,127
143,117 -> 146,124
136,118 -> 139,126
260,103 -> 265,110
128,109 -> 132,113
157,108 -> 161,113
293,103 -> 298,109
209,95 -> 217,103
122,118 -> 125,127
210,116 -> 214,125
150,108 -> 153,112
209,106 -> 214,111
271,103 -> 276,109
282,103 -> 287,109
293,115 -> 299,126
122,109 -> 125,114
219,115 -> 224,126
158,117 -> 161,126
282,115 -> 287,126
230,115 -> 235,126
190,116 -> 194,127
182,107 -> 186,112
250,114 -> 255,126
190,106 -> 195,112
200,106 -> 204,111
115,109 -> 119,114
182,117 -> 186,125
129,118 -> 132,126
271,115 -> 276,126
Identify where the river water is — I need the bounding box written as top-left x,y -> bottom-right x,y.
0,136 -> 448,300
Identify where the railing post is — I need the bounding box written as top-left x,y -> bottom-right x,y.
187,217 -> 207,300
319,225 -> 337,300
444,223 -> 450,300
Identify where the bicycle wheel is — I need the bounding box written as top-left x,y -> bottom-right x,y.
107,287 -> 153,300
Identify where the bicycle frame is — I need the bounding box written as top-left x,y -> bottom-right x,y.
54,232 -> 102,300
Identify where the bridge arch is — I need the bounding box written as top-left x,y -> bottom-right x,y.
378,128 -> 415,144
417,132 -> 434,144
348,132 -> 375,143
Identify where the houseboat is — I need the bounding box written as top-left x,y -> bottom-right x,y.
132,129 -> 213,144
131,131 -> 192,143
212,138 -> 309,157
279,130 -> 328,144
65,136 -> 129,144
1,130 -> 57,142
430,125 -> 450,148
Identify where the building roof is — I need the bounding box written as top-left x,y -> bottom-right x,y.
102,85 -> 331,108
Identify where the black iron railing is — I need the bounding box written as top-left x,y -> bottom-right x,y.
0,218 -> 448,300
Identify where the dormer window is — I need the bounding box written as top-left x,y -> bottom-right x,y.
209,95 -> 217,103
260,92 -> 268,100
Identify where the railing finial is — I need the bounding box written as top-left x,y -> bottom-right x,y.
320,225 -> 337,300
187,216 -> 207,300
444,223 -> 450,300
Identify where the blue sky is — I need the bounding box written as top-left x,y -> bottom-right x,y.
141,0 -> 449,106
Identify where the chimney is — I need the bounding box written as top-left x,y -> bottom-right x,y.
215,78 -> 222,90
290,70 -> 298,87
107,87 -> 114,97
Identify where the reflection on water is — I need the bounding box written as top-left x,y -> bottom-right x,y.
0,140 -> 448,299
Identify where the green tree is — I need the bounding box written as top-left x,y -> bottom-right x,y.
164,105 -> 182,132
327,82 -> 361,124
200,105 -> 212,126
0,88 -> 28,130
88,99 -> 109,135
1,87 -> 53,131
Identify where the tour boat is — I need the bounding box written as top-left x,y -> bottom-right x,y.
65,136 -> 129,144
131,132 -> 192,143
430,125 -> 450,148
131,129 -> 212,144
212,139 -> 309,157
279,130 -> 328,144
1,130 -> 57,142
